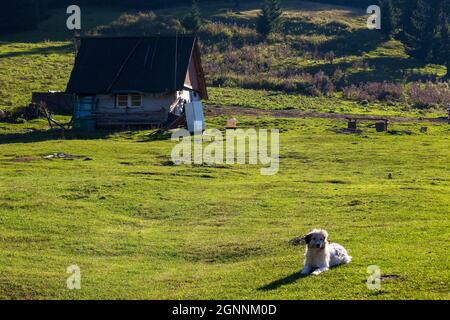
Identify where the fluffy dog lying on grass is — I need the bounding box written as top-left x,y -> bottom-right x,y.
290,229 -> 352,276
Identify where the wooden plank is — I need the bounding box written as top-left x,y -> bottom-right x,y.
345,116 -> 389,122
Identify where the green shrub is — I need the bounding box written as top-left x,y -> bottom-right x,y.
89,11 -> 185,35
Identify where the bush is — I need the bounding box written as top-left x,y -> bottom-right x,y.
343,82 -> 404,102
199,22 -> 260,45
407,81 -> 450,109
309,71 -> 335,97
209,71 -> 335,96
89,11 -> 185,36
0,109 -> 8,120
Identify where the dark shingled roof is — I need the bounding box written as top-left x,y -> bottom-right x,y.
66,36 -> 199,95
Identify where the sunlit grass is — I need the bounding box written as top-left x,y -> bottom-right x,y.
0,117 -> 449,299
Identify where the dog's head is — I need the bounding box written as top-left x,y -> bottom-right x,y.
304,229 -> 329,250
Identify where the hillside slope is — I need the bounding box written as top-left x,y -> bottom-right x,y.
0,0 -> 448,117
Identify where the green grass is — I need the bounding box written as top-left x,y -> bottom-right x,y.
0,117 -> 449,299
0,42 -> 74,112
207,87 -> 445,118
0,1 -> 449,300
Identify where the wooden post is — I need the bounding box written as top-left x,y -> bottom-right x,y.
375,120 -> 388,132
447,103 -> 450,124
348,119 -> 357,130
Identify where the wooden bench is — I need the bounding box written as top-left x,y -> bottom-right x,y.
345,117 -> 390,132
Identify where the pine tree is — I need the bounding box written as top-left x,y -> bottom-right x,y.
233,0 -> 241,12
256,0 -> 283,38
441,22 -> 450,78
379,0 -> 397,39
436,1 -> 450,78
403,0 -> 437,61
182,0 -> 202,32
397,0 -> 418,41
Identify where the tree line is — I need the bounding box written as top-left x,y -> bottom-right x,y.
255,0 -> 449,77
254,0 -> 449,77
1,0 -> 448,77
380,0 -> 449,77
0,0 -> 375,34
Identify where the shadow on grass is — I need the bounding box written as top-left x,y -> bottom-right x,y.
258,271 -> 308,291
0,127 -> 175,144
259,262 -> 352,291
0,43 -> 73,59
318,28 -> 385,57
0,129 -> 113,144
138,132 -> 173,142
283,20 -> 352,37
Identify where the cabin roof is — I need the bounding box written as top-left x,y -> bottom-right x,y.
66,35 -> 207,98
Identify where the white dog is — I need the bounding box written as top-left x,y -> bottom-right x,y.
290,229 -> 352,276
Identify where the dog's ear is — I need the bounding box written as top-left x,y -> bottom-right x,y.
304,233 -> 312,244
323,230 -> 329,243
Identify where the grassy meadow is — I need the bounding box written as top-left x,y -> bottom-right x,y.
0,0 -> 449,300
0,117 -> 449,299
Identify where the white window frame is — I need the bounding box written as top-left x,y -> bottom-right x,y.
116,94 -> 142,108
130,94 -> 142,108
116,94 -> 128,108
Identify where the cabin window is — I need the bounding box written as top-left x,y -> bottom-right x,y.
130,94 -> 142,107
116,94 -> 142,108
117,94 -> 128,108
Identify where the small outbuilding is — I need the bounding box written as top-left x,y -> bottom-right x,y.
65,35 -> 208,131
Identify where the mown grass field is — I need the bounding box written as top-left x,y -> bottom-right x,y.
0,0 -> 449,300
0,117 -> 449,299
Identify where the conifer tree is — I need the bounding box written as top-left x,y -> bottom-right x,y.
436,1 -> 450,77
183,0 -> 202,32
233,0 -> 241,12
379,0 -> 397,39
403,0 -> 436,61
256,0 -> 283,38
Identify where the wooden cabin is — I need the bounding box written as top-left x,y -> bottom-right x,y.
65,35 -> 208,130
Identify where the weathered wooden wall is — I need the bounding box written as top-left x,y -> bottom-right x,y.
95,93 -> 175,115
92,93 -> 176,128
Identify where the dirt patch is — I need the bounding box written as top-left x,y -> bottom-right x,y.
43,152 -> 92,161
182,242 -> 265,263
387,130 -> 413,135
381,274 -> 403,281
160,160 -> 176,166
331,128 -> 363,134
10,156 -> 40,163
129,171 -> 159,176
348,200 -> 364,206
305,179 -> 351,184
